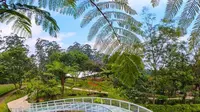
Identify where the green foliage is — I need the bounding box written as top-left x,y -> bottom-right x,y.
109,52 -> 144,87
74,0 -> 142,54
28,79 -> 61,101
144,104 -> 200,112
0,2 -> 60,37
0,84 -> 15,96
0,46 -> 32,88
94,97 -> 102,103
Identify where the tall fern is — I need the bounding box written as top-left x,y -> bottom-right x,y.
75,0 -> 142,54
0,2 -> 60,37
153,0 -> 200,50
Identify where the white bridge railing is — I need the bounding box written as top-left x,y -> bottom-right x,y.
28,97 -> 152,112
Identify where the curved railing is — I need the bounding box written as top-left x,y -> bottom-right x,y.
28,97 -> 152,112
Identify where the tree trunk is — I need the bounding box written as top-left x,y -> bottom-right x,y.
182,92 -> 187,104
13,83 -> 17,89
153,93 -> 156,104
19,81 -> 22,89
61,76 -> 65,95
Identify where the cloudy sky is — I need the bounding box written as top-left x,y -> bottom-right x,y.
0,0 -> 168,54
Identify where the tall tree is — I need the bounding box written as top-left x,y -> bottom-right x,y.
0,46 -> 32,88
35,38 -> 60,71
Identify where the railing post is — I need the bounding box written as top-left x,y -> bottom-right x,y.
77,103 -> 79,111
138,107 -> 140,112
85,102 -> 87,111
128,103 -> 130,110
110,99 -> 112,105
101,99 -> 103,104
91,98 -> 94,104
119,101 -> 121,108
47,102 -> 49,111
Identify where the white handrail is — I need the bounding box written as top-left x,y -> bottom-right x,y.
29,97 -> 152,112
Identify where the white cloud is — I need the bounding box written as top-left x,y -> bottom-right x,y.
129,0 -> 168,13
0,22 -> 76,55
84,41 -> 95,49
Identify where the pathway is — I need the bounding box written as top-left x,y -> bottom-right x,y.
7,95 -> 30,112
0,89 -> 17,103
65,86 -> 108,94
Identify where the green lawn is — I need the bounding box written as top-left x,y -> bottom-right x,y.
0,84 -> 15,96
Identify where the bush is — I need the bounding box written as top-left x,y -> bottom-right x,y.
144,104 -> 200,112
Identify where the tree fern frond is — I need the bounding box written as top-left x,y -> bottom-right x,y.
114,27 -> 141,43
178,0 -> 200,29
87,11 -> 140,41
96,1 -> 137,15
0,9 -> 32,37
75,0 -> 93,18
104,39 -> 120,54
109,52 -> 144,86
76,0 -> 136,18
117,20 -> 143,36
96,25 -> 113,40
88,17 -> 108,41
188,13 -> 200,49
12,18 -> 32,37
81,10 -> 136,28
0,9 -> 31,23
151,0 -> 160,7
16,4 -> 60,37
164,0 -> 183,20
8,0 -> 76,14
8,0 -> 34,5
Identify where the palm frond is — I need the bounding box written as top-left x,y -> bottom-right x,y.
164,0 -> 183,20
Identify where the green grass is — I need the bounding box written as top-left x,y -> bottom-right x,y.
0,84 -> 15,96
65,78 -> 127,100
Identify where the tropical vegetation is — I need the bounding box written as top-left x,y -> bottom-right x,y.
1,0 -> 200,112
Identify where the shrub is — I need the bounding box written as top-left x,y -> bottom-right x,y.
144,104 -> 200,112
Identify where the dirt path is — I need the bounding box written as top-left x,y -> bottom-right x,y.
65,86 -> 108,94
0,89 -> 17,104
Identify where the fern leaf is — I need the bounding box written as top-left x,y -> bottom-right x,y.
165,0 -> 183,19
151,0 -> 160,7
179,0 -> 200,29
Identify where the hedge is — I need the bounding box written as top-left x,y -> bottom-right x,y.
144,104 -> 200,112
